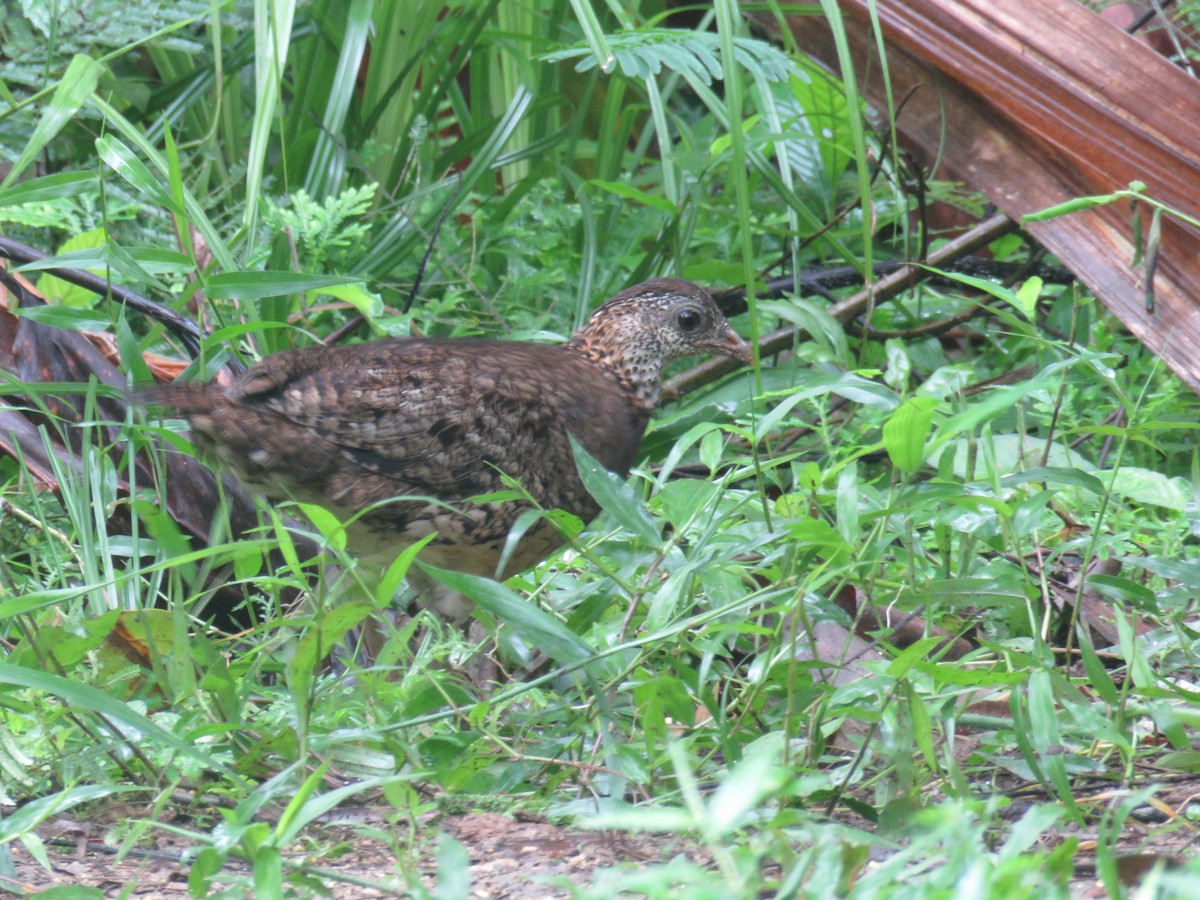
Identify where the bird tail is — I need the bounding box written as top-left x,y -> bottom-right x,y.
126,381 -> 215,413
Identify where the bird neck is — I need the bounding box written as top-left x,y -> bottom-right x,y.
566,328 -> 664,412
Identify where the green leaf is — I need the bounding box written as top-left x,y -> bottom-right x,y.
882,396 -> 938,471
706,745 -> 784,838
590,178 -> 677,214
288,600 -> 375,687
32,227 -> 107,306
1023,192 -> 1123,221
1155,751 -> 1200,773
1,55 -> 102,192
19,245 -> 193,277
0,171 -> 95,206
320,282 -> 384,320
418,565 -> 593,668
570,437 -> 662,546
376,532 -> 439,606
0,662 -> 233,775
205,271 -> 361,300
756,371 -> 898,442
1015,275 -> 1043,320
96,134 -> 185,215
13,306 -> 110,330
0,784 -> 143,844
252,845 -> 282,898
999,466 -> 1105,496
923,266 -> 1031,319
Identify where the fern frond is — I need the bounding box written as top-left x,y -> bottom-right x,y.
542,29 -> 796,85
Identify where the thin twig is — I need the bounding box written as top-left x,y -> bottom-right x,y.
664,212 -> 1020,402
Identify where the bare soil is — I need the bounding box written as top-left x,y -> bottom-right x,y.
6,778 -> 1199,899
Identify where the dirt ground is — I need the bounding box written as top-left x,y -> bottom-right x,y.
5,782 -> 1200,900
4,810 -> 713,898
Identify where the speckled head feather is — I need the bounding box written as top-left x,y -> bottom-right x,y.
564,278 -> 752,410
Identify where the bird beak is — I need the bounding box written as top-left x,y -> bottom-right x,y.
703,326 -> 755,366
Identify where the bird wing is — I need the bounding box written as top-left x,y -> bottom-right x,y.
234,339 -> 578,500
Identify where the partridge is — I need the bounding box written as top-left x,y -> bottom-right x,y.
137,278 -> 752,620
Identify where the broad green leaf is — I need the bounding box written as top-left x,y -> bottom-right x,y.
418,564 -> 593,668
206,271 -> 361,300
320,282 -> 384,320
1109,467 -> 1190,510
252,846 -> 282,898
32,227 -> 107,307
570,437 -> 661,546
1155,751 -> 1200,773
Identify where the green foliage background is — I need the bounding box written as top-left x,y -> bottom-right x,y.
2,0 -> 1200,896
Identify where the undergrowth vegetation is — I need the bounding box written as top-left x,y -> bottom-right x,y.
2,1 -> 1200,897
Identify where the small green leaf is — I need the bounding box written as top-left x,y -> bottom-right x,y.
882,396 -> 938,471
320,282 -> 384,319
590,179 -> 677,214
1015,275 -> 1043,320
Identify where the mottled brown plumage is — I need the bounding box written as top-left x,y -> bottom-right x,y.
138,278 -> 751,620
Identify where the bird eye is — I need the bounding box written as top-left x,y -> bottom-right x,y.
676,307 -> 704,333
